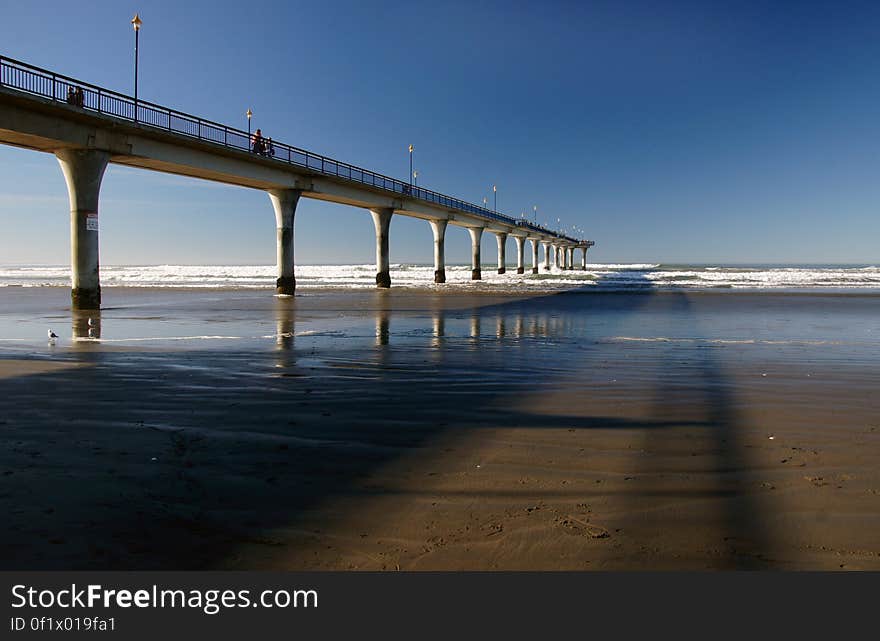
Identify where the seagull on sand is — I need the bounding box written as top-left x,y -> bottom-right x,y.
48,329 -> 58,343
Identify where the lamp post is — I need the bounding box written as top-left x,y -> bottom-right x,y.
131,13 -> 142,121
482,196 -> 488,211
493,184 -> 497,213
246,108 -> 252,144
533,205 -> 537,224
409,144 -> 414,188
413,170 -> 418,188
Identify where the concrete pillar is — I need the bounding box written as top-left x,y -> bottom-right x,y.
581,247 -> 588,270
268,189 -> 301,295
542,242 -> 551,271
56,149 -> 109,310
369,208 -> 393,288
567,247 -> 574,270
514,236 -> 526,274
429,219 -> 447,283
556,246 -> 563,269
494,232 -> 508,274
468,227 -> 483,280
529,239 -> 539,274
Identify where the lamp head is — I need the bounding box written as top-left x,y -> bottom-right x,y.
131,14 -> 142,31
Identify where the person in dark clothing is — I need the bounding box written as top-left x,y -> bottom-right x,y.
252,128 -> 265,154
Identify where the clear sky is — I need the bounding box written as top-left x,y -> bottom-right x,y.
1,0 -> 878,265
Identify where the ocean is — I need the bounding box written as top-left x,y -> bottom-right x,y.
1,263 -> 879,291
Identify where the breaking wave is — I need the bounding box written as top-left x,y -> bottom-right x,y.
1,263 -> 879,291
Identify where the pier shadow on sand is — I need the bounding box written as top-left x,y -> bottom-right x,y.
0,272 -> 774,570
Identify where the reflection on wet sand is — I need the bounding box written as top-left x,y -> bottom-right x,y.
375,309 -> 390,347
431,313 -> 444,349
71,309 -> 101,341
274,298 -> 295,351
469,313 -> 480,344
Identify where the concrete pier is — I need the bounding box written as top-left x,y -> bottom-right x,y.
2,60 -> 596,299
468,227 -> 484,280
429,219 -> 447,283
567,247 -> 574,270
494,232 -> 508,274
581,246 -> 588,270
515,236 -> 525,274
56,149 -> 109,310
268,188 -> 301,295
369,208 -> 393,288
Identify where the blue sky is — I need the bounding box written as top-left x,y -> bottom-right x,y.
1,0 -> 879,265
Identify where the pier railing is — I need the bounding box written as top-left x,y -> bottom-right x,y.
0,54 -> 588,244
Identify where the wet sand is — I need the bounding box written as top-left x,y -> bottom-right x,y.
1,286 -> 879,569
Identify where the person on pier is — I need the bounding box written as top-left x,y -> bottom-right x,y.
251,128 -> 265,155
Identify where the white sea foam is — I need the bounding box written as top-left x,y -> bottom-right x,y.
1,263 -> 879,291
607,336 -> 846,346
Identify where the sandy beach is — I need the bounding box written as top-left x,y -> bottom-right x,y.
1,286 -> 879,570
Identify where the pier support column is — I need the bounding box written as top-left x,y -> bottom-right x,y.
429,219 -> 447,283
556,246 -> 563,269
567,247 -> 574,270
515,236 -> 525,274
542,242 -> 551,271
468,227 -> 483,280
529,239 -> 539,274
268,189 -> 302,295
369,208 -> 393,288
56,149 -> 109,310
494,232 -> 508,274
581,247 -> 588,270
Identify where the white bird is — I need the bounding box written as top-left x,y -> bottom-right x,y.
87,318 -> 95,327
48,329 -> 58,343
